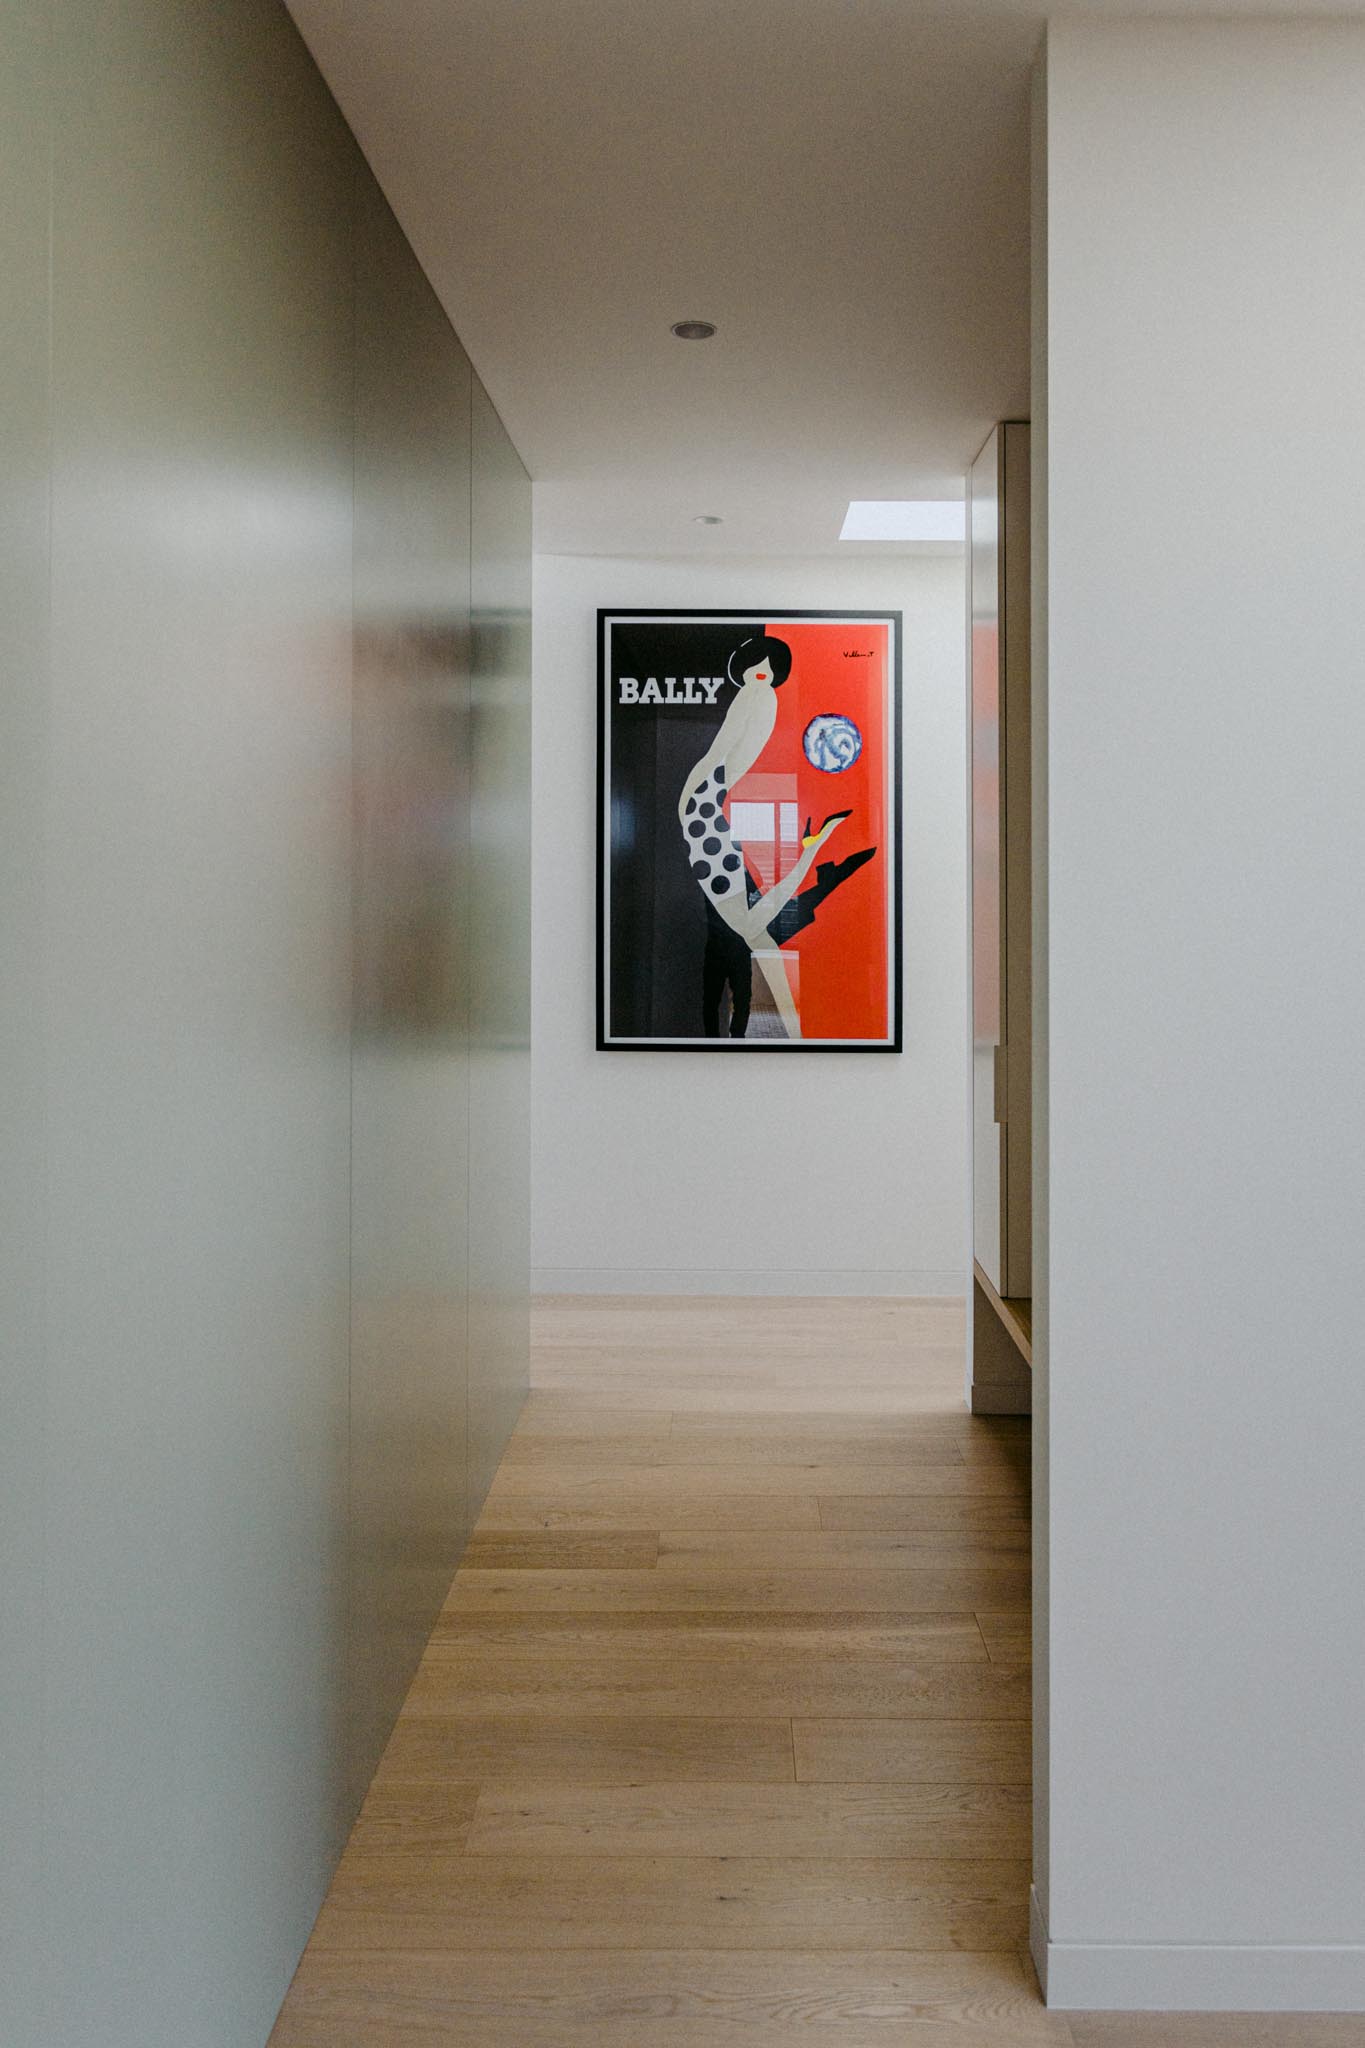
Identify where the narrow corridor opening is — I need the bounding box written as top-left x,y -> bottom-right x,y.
271,1296 -> 1039,2042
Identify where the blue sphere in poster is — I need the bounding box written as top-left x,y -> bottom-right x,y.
803,712 -> 863,773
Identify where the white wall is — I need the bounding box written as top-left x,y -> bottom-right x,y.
1036,19 -> 1365,2011
532,550 -> 967,1296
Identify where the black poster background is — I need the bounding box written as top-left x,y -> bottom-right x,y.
605,619 -> 753,1040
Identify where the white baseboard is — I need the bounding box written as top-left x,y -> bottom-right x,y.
1044,1941 -> 1365,2011
1033,1887 -> 1365,2011
530,1266 -> 967,1299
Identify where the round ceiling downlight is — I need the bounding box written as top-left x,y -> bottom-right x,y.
670,320 -> 716,340
693,514 -> 723,526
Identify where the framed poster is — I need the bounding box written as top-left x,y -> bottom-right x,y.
597,609 -> 902,1051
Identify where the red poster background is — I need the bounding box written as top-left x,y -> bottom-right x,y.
727,619 -> 891,1041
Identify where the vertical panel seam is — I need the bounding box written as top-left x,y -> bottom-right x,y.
344,143 -> 359,1827
38,0 -> 57,2028
465,369 -> 475,1529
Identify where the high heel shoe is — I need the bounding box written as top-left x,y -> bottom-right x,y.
802,809 -> 852,848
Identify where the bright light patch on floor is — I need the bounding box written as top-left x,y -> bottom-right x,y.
840,500 -> 965,542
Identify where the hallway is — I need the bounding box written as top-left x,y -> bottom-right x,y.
271,1297 -> 1051,2042
8,5 -> 1365,2036
265,1299 -> 1363,2045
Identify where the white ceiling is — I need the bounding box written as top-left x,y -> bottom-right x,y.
286,1 -> 1357,557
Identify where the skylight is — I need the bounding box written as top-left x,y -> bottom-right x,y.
840,500 -> 965,542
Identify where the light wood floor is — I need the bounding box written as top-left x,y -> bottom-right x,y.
271,1297 -> 1351,2047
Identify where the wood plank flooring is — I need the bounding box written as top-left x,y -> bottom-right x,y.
269,1296 -> 1333,2047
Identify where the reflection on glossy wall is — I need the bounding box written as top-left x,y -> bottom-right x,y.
469,379 -> 534,1509
0,3 -> 530,2043
349,171 -> 477,1805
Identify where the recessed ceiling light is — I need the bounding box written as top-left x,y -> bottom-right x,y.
693,514 -> 723,526
671,320 -> 716,341
840,500 -> 965,542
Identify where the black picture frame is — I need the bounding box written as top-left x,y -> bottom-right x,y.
596,608 -> 904,1052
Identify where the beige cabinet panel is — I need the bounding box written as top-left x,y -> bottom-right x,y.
970,423 -> 1032,1301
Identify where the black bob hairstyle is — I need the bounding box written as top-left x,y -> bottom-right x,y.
726,633 -> 792,689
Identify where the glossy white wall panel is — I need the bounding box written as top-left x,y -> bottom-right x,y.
41,2 -> 355,2040
0,4 -> 54,2038
468,377 -> 533,1511
2,7 -> 531,2039
349,172 -> 475,1800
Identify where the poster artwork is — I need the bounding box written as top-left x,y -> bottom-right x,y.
597,610 -> 902,1051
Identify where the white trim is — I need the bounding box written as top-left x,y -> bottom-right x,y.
1034,1862 -> 1365,2013
531,1267 -> 967,1299
1042,1938 -> 1365,2014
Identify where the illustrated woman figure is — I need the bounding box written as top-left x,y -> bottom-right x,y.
677,633 -> 849,1041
